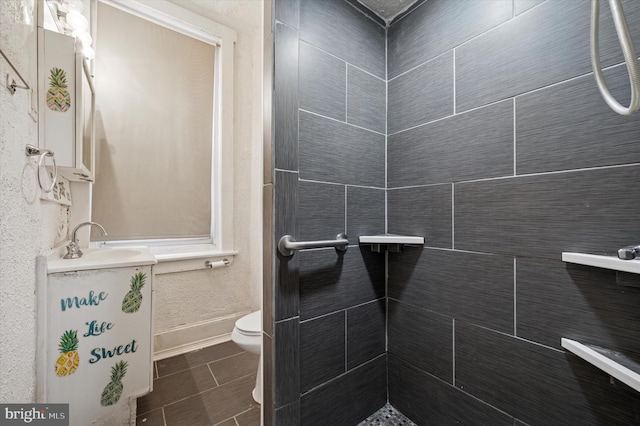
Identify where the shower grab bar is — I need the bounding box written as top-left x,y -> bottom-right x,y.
278,233 -> 349,257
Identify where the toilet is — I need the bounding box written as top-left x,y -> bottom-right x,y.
231,310 -> 262,404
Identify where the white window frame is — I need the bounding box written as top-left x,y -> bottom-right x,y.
91,0 -> 237,267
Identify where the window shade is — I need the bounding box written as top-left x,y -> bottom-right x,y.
92,3 -> 214,241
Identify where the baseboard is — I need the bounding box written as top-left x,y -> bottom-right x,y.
153,311 -> 250,360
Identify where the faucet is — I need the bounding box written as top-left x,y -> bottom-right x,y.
64,222 -> 107,259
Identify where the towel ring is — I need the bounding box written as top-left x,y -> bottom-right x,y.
25,144 -> 57,193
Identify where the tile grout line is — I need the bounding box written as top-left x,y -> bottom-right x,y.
389,59 -> 631,138
452,48 -> 456,115
514,257 -> 517,336
387,161 -> 640,190
513,97 -> 517,176
345,64 -> 349,124
345,185 -> 348,237
344,310 -> 348,373
300,298 -> 385,324
451,183 -> 455,250
157,349 -> 246,379
452,318 -> 456,387
208,362 -> 220,387
299,40 -> 386,82
299,108 -> 386,136
300,178 -> 385,191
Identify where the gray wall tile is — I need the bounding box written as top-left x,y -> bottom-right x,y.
454,165 -> 640,259
264,183 -> 274,337
300,356 -> 387,426
274,401 -> 300,426
517,64 -> 640,174
275,318 -> 299,407
388,300 -> 453,383
516,258 -> 640,355
299,247 -> 385,321
275,171 -> 299,320
299,42 -> 346,121
456,1 -> 640,112
388,100 -> 514,187
263,333 -> 274,425
298,181 -> 345,242
347,299 -> 386,369
387,185 -> 452,249
388,0 -> 512,79
346,186 -> 385,245
275,0 -> 299,28
388,355 -> 514,426
300,312 -> 346,392
300,0 -> 385,78
515,0 -> 544,15
299,111 -> 385,187
274,23 -> 298,170
388,52 -> 453,134
347,66 -> 385,134
456,321 -> 640,424
389,247 -> 514,334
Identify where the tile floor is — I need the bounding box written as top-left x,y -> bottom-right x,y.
136,341 -> 260,426
135,341 -> 413,426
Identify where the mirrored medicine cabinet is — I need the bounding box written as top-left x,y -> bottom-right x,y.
38,0 -> 96,182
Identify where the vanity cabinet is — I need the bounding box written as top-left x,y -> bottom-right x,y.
38,27 -> 95,182
41,265 -> 153,425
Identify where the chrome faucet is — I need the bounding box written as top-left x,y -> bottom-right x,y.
64,222 -> 107,259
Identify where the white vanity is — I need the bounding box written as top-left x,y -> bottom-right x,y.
37,248 -> 157,426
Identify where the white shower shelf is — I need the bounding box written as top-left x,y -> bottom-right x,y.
358,234 -> 424,252
562,252 -> 640,274
561,338 -> 640,393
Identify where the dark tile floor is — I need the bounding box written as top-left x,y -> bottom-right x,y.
136,341 -> 260,426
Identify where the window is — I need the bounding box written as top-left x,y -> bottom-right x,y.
90,0 -> 236,258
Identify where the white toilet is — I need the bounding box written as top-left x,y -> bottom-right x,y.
231,310 -> 262,404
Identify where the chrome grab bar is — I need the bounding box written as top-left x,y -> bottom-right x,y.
278,233 -> 349,257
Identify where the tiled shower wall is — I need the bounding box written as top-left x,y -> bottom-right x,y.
386,0 -> 640,424
264,0 -> 388,424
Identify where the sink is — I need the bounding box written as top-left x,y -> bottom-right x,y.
47,247 -> 157,273
82,248 -> 143,262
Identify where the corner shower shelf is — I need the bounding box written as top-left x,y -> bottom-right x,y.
358,234 -> 424,253
562,252 -> 640,275
561,338 -> 640,393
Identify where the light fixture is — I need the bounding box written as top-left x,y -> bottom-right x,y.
66,10 -> 89,31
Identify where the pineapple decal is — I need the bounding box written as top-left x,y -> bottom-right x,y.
54,329 -> 79,376
46,67 -> 71,112
100,361 -> 128,406
122,272 -> 146,313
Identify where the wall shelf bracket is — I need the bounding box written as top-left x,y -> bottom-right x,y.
561,338 -> 640,393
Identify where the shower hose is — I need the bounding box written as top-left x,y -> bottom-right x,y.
591,0 -> 640,115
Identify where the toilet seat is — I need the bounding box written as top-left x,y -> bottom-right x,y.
235,311 -> 261,335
